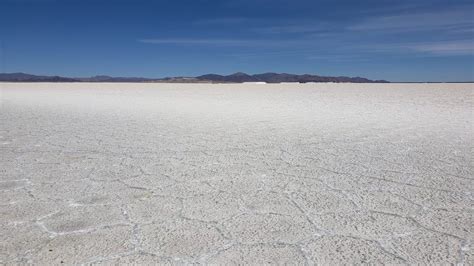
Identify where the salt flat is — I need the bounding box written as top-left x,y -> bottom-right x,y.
0,82 -> 473,264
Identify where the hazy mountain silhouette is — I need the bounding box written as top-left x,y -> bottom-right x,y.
0,73 -> 79,82
0,72 -> 389,83
197,72 -> 388,83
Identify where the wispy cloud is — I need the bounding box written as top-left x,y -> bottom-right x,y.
407,40 -> 474,56
140,38 -> 258,46
307,54 -> 371,62
252,23 -> 332,34
140,38 -> 474,57
359,40 -> 474,56
192,17 -> 335,36
139,38 -> 312,47
348,5 -> 474,33
192,17 -> 253,26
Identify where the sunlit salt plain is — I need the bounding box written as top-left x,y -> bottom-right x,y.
1,83 -> 473,264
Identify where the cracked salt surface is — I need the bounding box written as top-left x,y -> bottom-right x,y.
0,82 -> 473,264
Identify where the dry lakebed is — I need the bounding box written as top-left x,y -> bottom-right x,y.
1,83 -> 473,264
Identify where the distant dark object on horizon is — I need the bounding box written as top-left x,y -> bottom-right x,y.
196,72 -> 389,83
0,72 -> 389,83
0,73 -> 79,82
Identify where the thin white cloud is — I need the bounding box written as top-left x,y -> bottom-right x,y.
359,40 -> 474,56
407,40 -> 474,56
140,38 -> 474,57
253,23 -> 331,34
139,38 -> 312,47
349,6 -> 474,33
307,54 -> 371,62
193,17 -> 253,26
140,38 -> 258,45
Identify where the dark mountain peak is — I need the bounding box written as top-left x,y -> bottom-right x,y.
0,72 -> 36,79
256,72 -> 278,75
229,72 -> 249,77
197,72 -> 388,83
0,72 -> 79,82
0,72 -> 389,83
197,73 -> 225,79
197,73 -> 258,82
91,75 -> 112,79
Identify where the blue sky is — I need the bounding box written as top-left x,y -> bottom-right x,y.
0,0 -> 473,81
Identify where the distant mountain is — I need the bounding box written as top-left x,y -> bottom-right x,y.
0,72 -> 389,83
77,75 -> 154,82
197,72 -> 388,83
198,72 -> 260,83
0,73 -> 79,82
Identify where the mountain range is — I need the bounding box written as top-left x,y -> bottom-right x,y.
0,73 -> 79,82
0,72 -> 389,83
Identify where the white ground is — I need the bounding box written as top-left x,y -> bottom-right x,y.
0,83 -> 473,264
